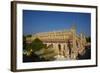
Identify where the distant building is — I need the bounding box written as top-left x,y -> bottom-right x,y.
26,26 -> 87,60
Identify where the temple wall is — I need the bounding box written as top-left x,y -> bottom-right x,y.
25,28 -> 87,60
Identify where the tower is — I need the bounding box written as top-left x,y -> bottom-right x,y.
70,24 -> 78,59
70,24 -> 76,33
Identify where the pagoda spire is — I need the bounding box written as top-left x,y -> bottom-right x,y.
70,24 -> 77,33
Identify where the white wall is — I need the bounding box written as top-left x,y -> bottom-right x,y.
0,0 -> 99,73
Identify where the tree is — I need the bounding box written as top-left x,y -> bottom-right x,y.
31,38 -> 45,52
23,38 -> 46,61
24,38 -> 56,61
26,34 -> 32,37
23,35 -> 26,50
86,36 -> 91,42
34,43 -> 56,60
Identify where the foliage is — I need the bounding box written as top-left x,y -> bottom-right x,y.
23,37 -> 56,61
34,44 -> 56,60
23,36 -> 26,50
31,38 -> 45,52
86,36 -> 91,42
26,34 -> 32,37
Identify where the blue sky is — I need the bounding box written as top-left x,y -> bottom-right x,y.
23,10 -> 91,37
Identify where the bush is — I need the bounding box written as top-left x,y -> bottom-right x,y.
31,38 -> 45,52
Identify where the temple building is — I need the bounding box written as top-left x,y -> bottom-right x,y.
26,26 -> 87,60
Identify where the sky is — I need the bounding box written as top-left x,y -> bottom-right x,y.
23,10 -> 91,37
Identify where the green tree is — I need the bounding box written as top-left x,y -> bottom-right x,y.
23,35 -> 26,50
34,43 -> 56,60
24,38 -> 56,61
31,38 -> 45,52
86,36 -> 91,42
26,34 -> 32,37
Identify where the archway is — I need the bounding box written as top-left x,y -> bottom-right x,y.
58,44 -> 61,55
